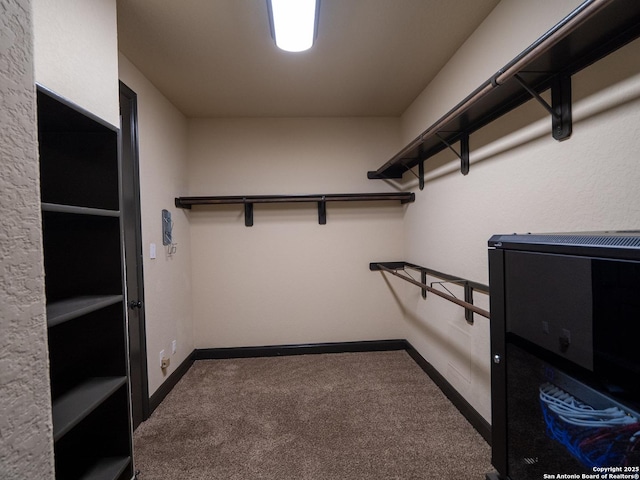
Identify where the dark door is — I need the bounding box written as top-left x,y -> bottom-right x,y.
120,81 -> 149,429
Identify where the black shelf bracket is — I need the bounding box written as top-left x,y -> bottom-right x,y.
370,261 -> 490,323
426,279 -> 475,323
435,133 -> 470,175
403,162 -> 425,190
318,198 -> 327,225
244,200 -> 253,227
464,282 -> 474,323
417,142 -> 425,190
513,73 -> 572,141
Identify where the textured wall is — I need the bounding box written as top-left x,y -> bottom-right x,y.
0,0 -> 54,478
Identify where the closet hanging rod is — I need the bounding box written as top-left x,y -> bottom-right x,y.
370,262 -> 490,322
175,192 -> 415,208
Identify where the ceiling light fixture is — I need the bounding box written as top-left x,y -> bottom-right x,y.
267,0 -> 320,53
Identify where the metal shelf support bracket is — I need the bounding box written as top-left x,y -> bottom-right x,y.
436,133 -> 470,175
244,201 -> 253,227
318,198 -> 327,225
464,282 -> 474,324
513,73 -> 572,141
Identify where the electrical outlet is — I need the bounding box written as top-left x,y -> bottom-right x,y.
171,340 -> 177,355
160,350 -> 166,368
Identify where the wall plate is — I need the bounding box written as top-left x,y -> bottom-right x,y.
162,209 -> 172,246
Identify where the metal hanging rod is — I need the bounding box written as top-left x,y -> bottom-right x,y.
370,261 -> 490,323
175,192 -> 415,226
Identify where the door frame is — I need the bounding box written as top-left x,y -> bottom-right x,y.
120,81 -> 150,427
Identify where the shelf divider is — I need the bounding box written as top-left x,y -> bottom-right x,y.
80,456 -> 131,480
46,295 -> 123,328
52,377 -> 127,441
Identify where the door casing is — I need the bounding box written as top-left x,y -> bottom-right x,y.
120,81 -> 150,429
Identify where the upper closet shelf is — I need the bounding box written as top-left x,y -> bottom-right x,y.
368,0 -> 640,184
42,203 -> 120,217
175,192 -> 415,226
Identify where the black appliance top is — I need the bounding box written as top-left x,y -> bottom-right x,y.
488,231 -> 640,259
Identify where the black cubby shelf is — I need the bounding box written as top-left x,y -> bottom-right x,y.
46,295 -> 123,328
52,377 -> 127,441
80,456 -> 132,480
42,203 -> 120,218
38,84 -> 133,480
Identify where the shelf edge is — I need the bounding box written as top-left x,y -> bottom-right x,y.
42,203 -> 120,217
47,295 -> 123,328
52,377 -> 127,441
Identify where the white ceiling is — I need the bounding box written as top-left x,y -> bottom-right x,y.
117,0 -> 499,118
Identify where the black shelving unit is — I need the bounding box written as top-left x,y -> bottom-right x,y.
368,0 -> 640,183
38,86 -> 134,480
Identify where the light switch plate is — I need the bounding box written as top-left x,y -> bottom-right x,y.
150,243 -> 156,259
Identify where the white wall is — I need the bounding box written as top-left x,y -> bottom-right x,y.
187,118 -> 407,348
119,54 -> 194,396
395,0 -> 640,422
32,0 -> 119,126
0,0 -> 54,478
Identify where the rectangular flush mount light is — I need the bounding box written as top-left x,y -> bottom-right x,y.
267,0 -> 320,52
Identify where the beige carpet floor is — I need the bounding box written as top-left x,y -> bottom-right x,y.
133,350 -> 493,479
